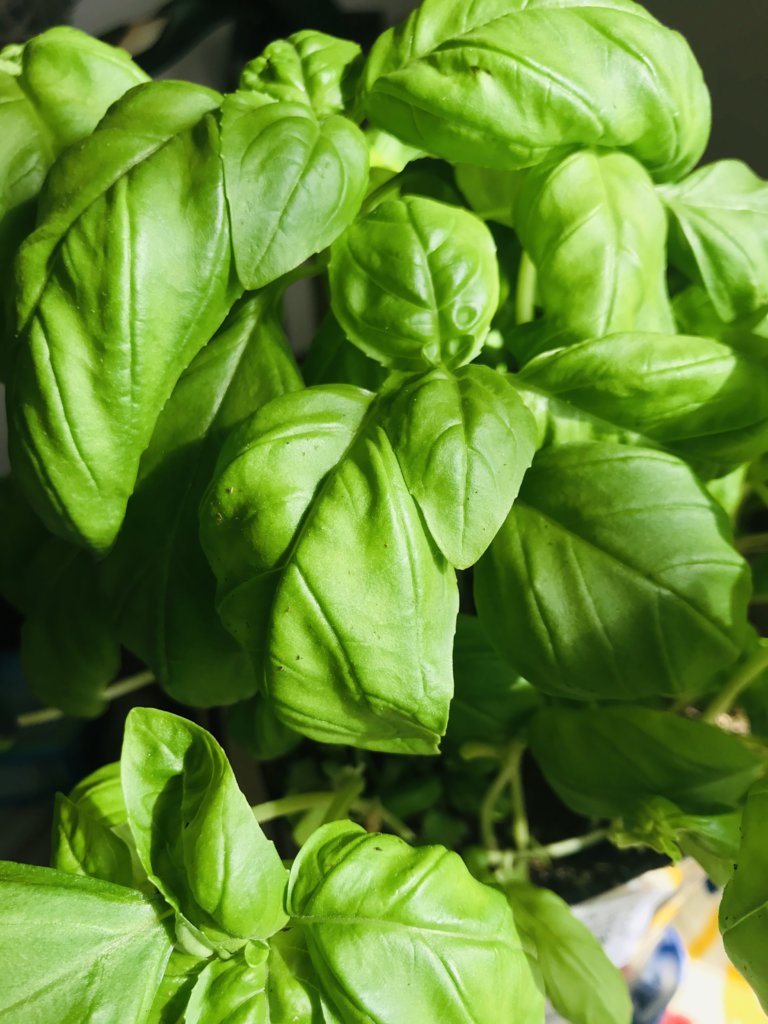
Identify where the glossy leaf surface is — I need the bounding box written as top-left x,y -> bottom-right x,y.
517,332 -> 768,478
662,160 -> 768,321
515,150 -> 674,339
102,290 -> 301,707
362,0 -> 710,180
287,821 -> 540,1024
121,708 -> 288,945
329,195 -> 499,370
9,81 -> 236,551
221,94 -> 367,290
720,779 -> 768,1010
507,882 -> 631,1024
385,364 -> 536,566
475,443 -> 749,700
528,705 -> 764,819
201,385 -> 458,754
0,863 -> 171,1024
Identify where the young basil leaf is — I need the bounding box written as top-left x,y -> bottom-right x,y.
146,951 -> 205,1024
287,820 -> 542,1024
121,708 -> 289,946
362,0 -> 710,181
507,882 -> 631,1024
515,150 -> 674,340
0,862 -> 172,1023
446,615 -> 541,748
68,761 -> 127,829
384,364 -> 536,567
226,693 -> 302,762
20,538 -> 120,717
9,80 -> 238,553
516,332 -> 768,478
329,195 -> 499,370
302,310 -> 387,391
183,945 -> 268,1023
200,385 -> 458,754
661,160 -> 768,322
528,705 -> 764,819
101,290 -> 301,707
720,779 -> 768,1011
220,93 -> 367,291
475,443 -> 750,700
50,793 -> 134,888
239,31 -> 363,118
0,28 -> 147,377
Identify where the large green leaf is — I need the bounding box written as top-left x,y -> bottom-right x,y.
9,80 -> 237,552
329,195 -> 499,370
507,883 -> 631,1024
121,708 -> 288,948
0,862 -> 172,1024
239,30 -> 363,118
514,150 -> 674,339
102,290 -> 301,707
20,538 -> 120,717
384,365 -> 536,567
0,28 -> 147,375
200,385 -> 458,754
220,93 -> 367,290
287,821 -> 541,1024
661,161 -> 768,322
475,443 -> 749,700
516,332 -> 768,478
362,0 -> 710,180
720,779 -> 768,1011
528,705 -> 764,819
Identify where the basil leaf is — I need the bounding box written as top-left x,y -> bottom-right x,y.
0,28 -> 147,375
302,310 -> 387,391
147,951 -> 205,1024
720,779 -> 768,1011
0,474 -> 48,610
329,195 -> 499,370
9,80 -> 237,552
475,443 -> 749,700
50,793 -> 134,887
661,160 -> 768,322
267,928 -> 344,1023
220,94 -> 367,291
517,332 -> 768,478
454,164 -> 523,227
287,820 -> 541,1024
515,150 -> 674,340
0,862 -> 172,1023
68,761 -> 127,830
239,31 -> 363,118
226,693 -> 301,762
20,538 -> 120,717
102,290 -> 301,707
507,882 -> 631,1024
384,365 -> 536,567
362,0 -> 710,181
446,615 -> 541,748
200,385 -> 458,754
121,707 -> 289,946
183,946 -> 268,1023
528,705 -> 764,819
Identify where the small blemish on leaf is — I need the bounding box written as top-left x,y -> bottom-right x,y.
226,486 -> 234,494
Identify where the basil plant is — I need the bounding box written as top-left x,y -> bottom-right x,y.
1,2 -> 768,1021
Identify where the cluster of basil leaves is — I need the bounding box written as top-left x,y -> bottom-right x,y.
1,0 -> 768,1019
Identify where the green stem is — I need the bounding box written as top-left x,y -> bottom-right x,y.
513,827 -> 611,861
508,746 -> 530,853
702,642 -> 768,723
515,251 -> 537,326
480,742 -> 526,852
252,791 -> 415,842
16,670 -> 155,728
737,532 -> 768,555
